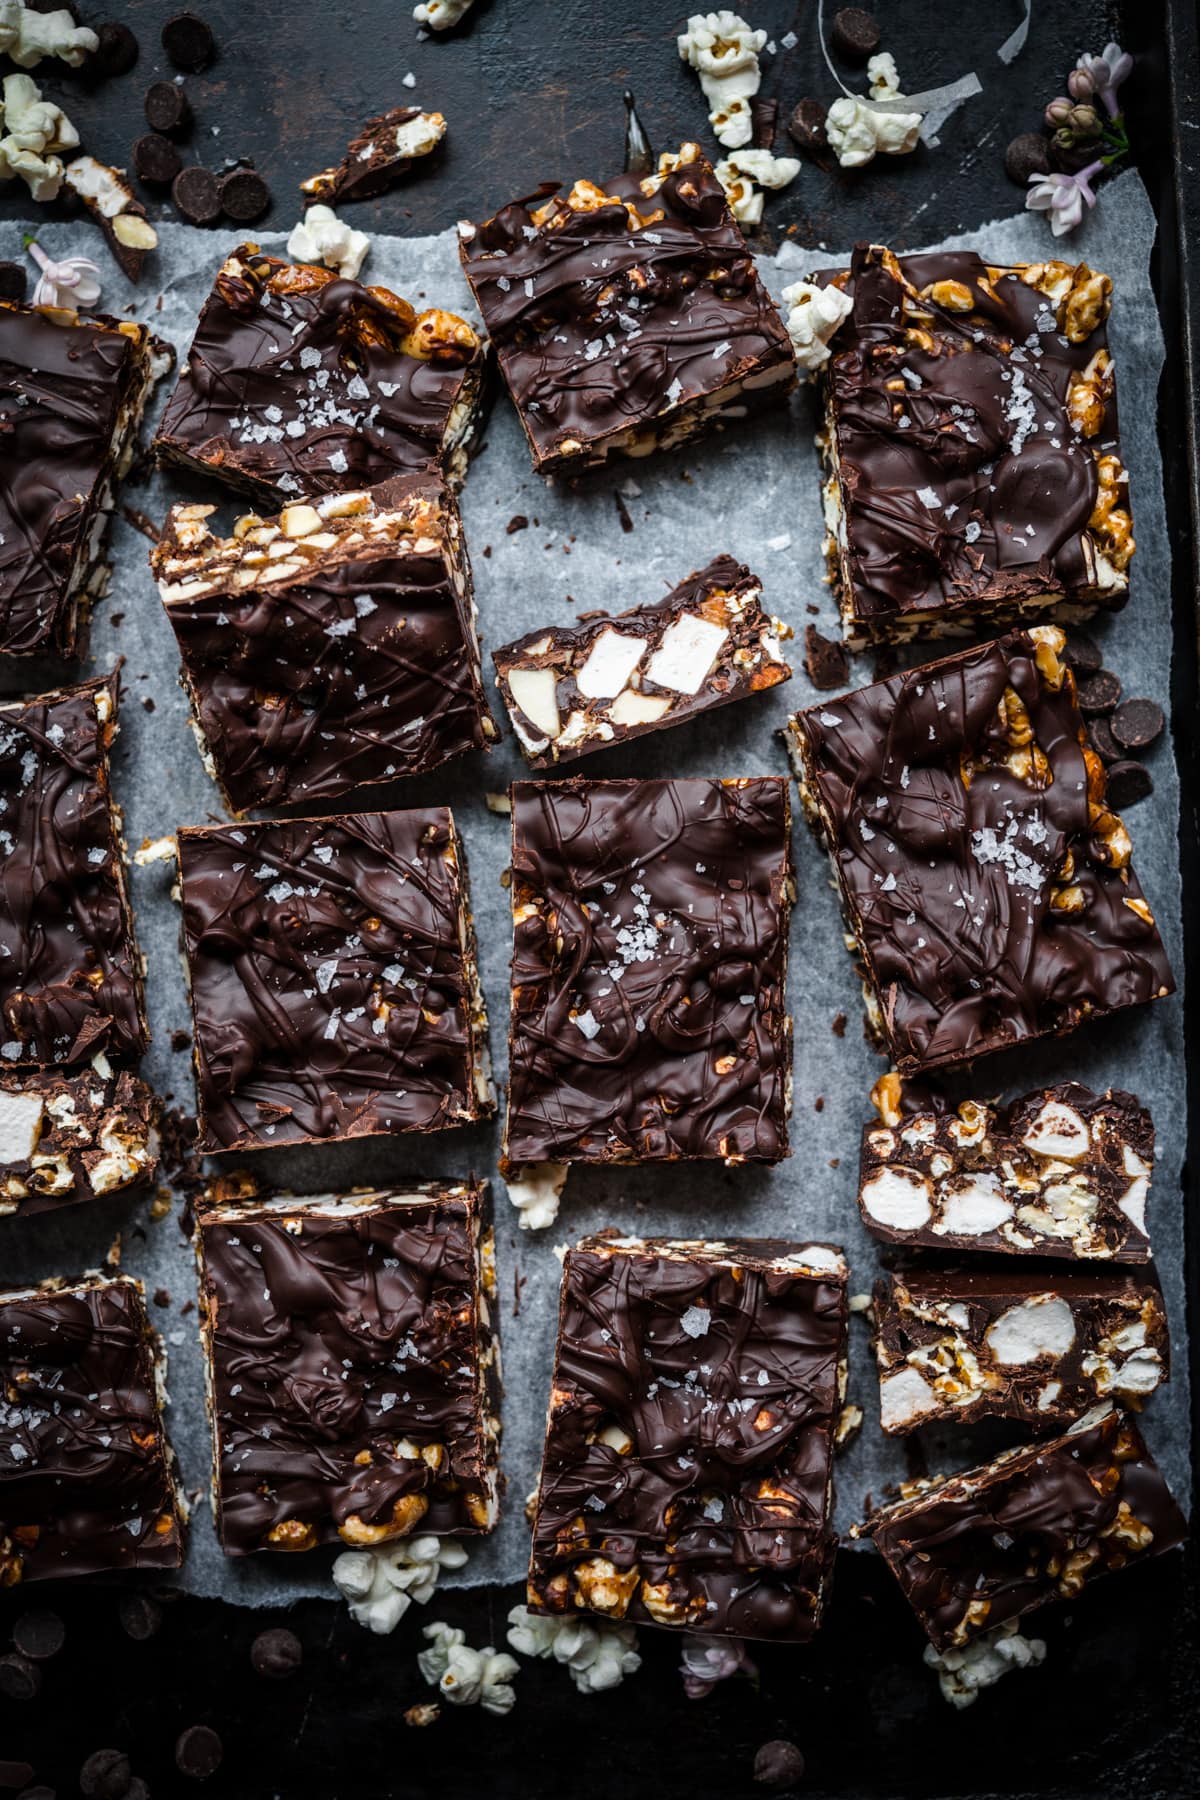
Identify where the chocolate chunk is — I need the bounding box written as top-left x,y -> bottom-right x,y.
219,167 -> 271,223
831,7 -> 880,59
1003,132 -> 1051,184
90,21 -> 139,77
0,261 -> 25,302
144,80 -> 192,136
1105,759 -> 1153,809
1111,696 -> 1164,751
803,623 -> 849,691
750,95 -> 778,149
300,108 -> 446,206
1087,714 -> 1120,763
251,1628 -> 303,1678
132,133 -> 181,186
506,514 -> 529,534
1076,668 -> 1122,714
162,12 -> 214,71
171,165 -> 221,225
175,1728 -> 222,1781
0,1656 -> 39,1701
80,1752 -> 131,1798
787,98 -> 828,153
1063,627 -> 1102,673
118,1593 -> 163,1641
754,1741 -> 806,1788
11,1610 -> 64,1661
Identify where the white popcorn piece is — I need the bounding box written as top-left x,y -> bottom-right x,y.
714,147 -> 800,226
418,1622 -> 519,1715
413,0 -> 476,28
824,95 -> 923,169
924,1619 -> 1047,1709
677,11 -> 766,149
333,1534 -> 469,1635
286,204 -> 370,281
867,52 -> 904,99
0,1 -> 97,70
0,70 -> 77,201
504,1161 -> 568,1231
506,1605 -> 641,1695
391,111 -> 446,161
780,278 -> 853,372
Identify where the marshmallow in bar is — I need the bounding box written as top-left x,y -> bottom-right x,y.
0,298 -> 168,657
0,1274 -> 185,1582
809,247 -> 1132,648
505,777 -> 793,1172
153,243 -> 487,503
783,627 -> 1173,1075
527,1235 -> 848,1641
864,1405 -> 1186,1651
459,144 -> 796,479
177,808 -> 492,1154
873,1268 -> 1169,1435
0,675 -> 148,1068
859,1082 -> 1154,1262
153,473 -> 495,813
195,1176 -> 500,1555
0,1066 -> 158,1221
494,556 -> 790,767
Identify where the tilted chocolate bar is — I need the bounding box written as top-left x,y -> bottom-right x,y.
154,244 -> 487,503
459,144 -> 796,479
0,1274 -> 185,1582
0,1066 -> 159,1221
493,556 -> 790,767
177,808 -> 492,1153
859,1082 -> 1154,1262
195,1176 -> 499,1555
300,107 -> 446,205
0,675 -> 148,1068
814,247 -> 1132,647
528,1235 -> 848,1642
505,778 -> 793,1168
153,473 -> 495,813
865,1406 -> 1186,1650
784,627 -> 1172,1074
0,299 -> 168,657
873,1268 -> 1169,1434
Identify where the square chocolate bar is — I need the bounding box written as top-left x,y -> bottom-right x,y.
506,777 -> 793,1168
459,144 -> 795,479
528,1235 -> 848,1642
784,627 -> 1172,1074
493,556 -> 790,767
154,244 -> 487,504
177,808 -> 491,1153
195,1176 -> 499,1555
0,299 -> 167,658
0,1274 -> 185,1582
814,247 -> 1132,646
0,1067 -> 159,1222
153,473 -> 495,813
865,1405 -> 1186,1651
0,674 -> 148,1067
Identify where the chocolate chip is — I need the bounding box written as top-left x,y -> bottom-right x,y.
0,261 -> 26,303
1075,669 -> 1122,715
172,166 -> 222,225
803,624 -> 849,691
11,1609 -> 64,1661
133,133 -> 182,186
0,1767 -> 33,1794
162,12 -> 215,71
175,1727 -> 222,1781
79,1752 -> 130,1799
1062,627 -> 1102,674
219,168 -> 272,223
787,99 -> 828,153
0,1656 -> 39,1701
1110,697 -> 1164,751
1105,759 -> 1153,809
754,1739 -> 806,1787
90,21 -> 139,77
1087,715 -> 1120,763
1003,132 -> 1051,185
506,514 -> 529,534
17,1788 -> 55,1800
144,80 -> 192,136
830,7 -> 880,59
250,1627 -> 303,1678
118,1592 -> 163,1640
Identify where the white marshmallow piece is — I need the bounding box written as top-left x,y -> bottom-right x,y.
985,1296 -> 1076,1366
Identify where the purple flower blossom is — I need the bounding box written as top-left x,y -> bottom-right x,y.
679,1633 -> 758,1699
1025,160 -> 1104,237
27,242 -> 102,309
1073,42 -> 1133,117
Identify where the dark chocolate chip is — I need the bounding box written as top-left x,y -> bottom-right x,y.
1111,697 -> 1164,751
219,167 -> 272,223
90,21 -> 140,77
0,1767 -> 34,1794
144,81 -> 192,136
79,1752 -> 130,1800
0,1655 -> 39,1701
250,1627 -> 303,1678
17,1788 -> 55,1800
11,1609 -> 64,1661
172,166 -> 222,225
1105,759 -> 1153,808
831,7 -> 880,59
787,99 -> 828,153
0,261 -> 26,303
1087,715 -> 1120,763
162,12 -> 215,71
754,1740 -> 806,1787
118,1592 -> 163,1640
125,1784 -> 150,1800
804,624 -> 849,691
175,1728 -> 222,1781
133,133 -> 182,186
1003,132 -> 1051,185
1062,627 -> 1102,673
1075,669 -> 1122,715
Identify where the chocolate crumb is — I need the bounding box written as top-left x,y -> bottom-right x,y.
1004,132 -> 1051,185
803,624 -> 849,691
506,515 -> 529,535
141,696 -> 156,713
814,1095 -> 824,1112
153,1286 -> 171,1307
613,490 -> 634,533
171,1028 -> 193,1052
831,1012 -> 847,1037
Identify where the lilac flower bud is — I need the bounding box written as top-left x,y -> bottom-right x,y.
1067,68 -> 1095,101
1044,97 -> 1074,129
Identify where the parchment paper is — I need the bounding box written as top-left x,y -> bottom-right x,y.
0,168 -> 1186,1607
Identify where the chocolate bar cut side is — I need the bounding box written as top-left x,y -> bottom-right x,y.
815,247 -> 1132,647
153,244 -> 487,505
177,807 -> 492,1154
528,1236 -> 848,1642
195,1178 -> 499,1555
301,107 -> 446,205
873,1267 -> 1169,1434
0,1274 -> 185,1582
0,1065 -> 158,1221
153,473 -> 495,813
494,556 -> 790,767
859,1083 -> 1154,1261
459,143 -> 796,479
0,299 -> 168,658
505,777 -> 793,1168
0,675 -> 148,1068
865,1405 -> 1186,1651
784,627 -> 1172,1074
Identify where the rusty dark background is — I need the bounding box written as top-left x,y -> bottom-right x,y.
1,1 -> 1199,1796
